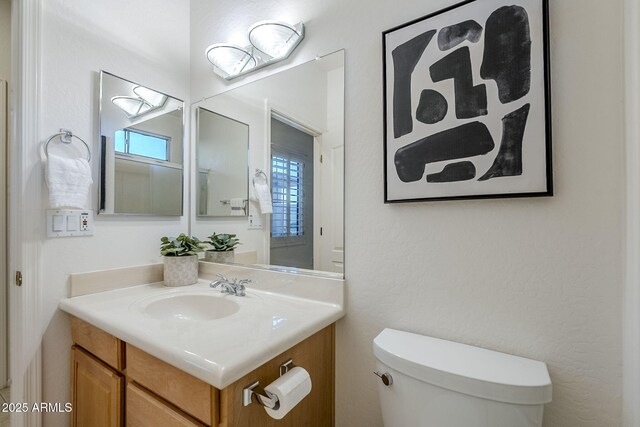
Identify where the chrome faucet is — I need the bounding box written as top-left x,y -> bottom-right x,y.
210,274 -> 251,297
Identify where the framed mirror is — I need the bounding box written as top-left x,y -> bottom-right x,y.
99,71 -> 184,215
196,108 -> 249,217
191,50 -> 344,276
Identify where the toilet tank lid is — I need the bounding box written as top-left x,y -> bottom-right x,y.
373,329 -> 552,405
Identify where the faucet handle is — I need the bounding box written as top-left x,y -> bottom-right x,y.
235,279 -> 251,297
216,273 -> 228,281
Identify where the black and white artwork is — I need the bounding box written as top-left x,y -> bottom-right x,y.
383,0 -> 552,202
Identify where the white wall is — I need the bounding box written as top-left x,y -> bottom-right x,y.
40,1 -> 190,426
191,1 -> 624,426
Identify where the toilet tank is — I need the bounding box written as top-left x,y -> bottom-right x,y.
373,329 -> 552,427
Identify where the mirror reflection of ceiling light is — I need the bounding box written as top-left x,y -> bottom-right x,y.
133,85 -> 168,109
111,96 -> 154,119
112,86 -> 168,119
206,20 -> 305,80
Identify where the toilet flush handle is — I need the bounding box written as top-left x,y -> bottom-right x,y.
374,371 -> 393,386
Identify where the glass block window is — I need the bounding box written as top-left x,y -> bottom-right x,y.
272,155 -> 304,238
114,129 -> 169,161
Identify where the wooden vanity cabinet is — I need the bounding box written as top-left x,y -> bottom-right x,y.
219,324 -> 335,427
71,346 -> 124,427
71,317 -> 124,370
70,317 -> 335,427
126,382 -> 206,427
125,343 -> 217,425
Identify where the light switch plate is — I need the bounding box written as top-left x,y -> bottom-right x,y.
52,215 -> 64,232
66,215 -> 79,231
46,209 -> 94,237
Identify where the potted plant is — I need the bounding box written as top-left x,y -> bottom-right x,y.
204,232 -> 241,264
160,234 -> 204,287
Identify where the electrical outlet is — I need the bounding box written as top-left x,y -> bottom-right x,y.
248,214 -> 263,230
80,212 -> 90,231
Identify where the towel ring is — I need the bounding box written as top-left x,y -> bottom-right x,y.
252,168 -> 269,188
45,129 -> 91,162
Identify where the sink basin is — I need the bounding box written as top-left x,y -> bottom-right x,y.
141,294 -> 240,322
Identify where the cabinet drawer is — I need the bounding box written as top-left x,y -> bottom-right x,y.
72,346 -> 123,427
126,382 -> 206,427
72,317 -> 124,370
126,344 -> 217,426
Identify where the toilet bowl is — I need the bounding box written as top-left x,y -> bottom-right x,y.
373,328 -> 552,427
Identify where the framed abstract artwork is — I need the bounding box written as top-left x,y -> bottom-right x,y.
383,0 -> 552,203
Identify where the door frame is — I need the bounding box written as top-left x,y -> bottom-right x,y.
624,0 -> 640,425
9,0 -> 43,426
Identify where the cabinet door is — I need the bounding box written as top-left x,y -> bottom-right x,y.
126,382 -> 206,427
71,346 -> 124,427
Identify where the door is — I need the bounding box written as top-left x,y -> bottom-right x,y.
0,79 -> 7,387
319,136 -> 344,274
270,118 -> 314,269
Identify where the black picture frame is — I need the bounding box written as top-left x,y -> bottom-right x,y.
383,0 -> 552,203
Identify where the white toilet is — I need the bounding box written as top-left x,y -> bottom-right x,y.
373,328 -> 552,427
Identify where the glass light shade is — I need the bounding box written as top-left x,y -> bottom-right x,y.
205,44 -> 257,78
111,96 -> 153,119
248,21 -> 304,59
133,86 -> 168,108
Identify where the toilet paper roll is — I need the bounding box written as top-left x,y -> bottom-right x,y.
263,367 -> 312,420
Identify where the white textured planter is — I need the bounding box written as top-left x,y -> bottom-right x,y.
163,255 -> 199,287
204,250 -> 234,264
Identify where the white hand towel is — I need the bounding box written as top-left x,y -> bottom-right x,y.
230,198 -> 245,216
46,153 -> 93,209
253,175 -> 273,214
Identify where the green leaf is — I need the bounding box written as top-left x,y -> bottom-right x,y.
161,233 -> 204,256
204,232 -> 242,251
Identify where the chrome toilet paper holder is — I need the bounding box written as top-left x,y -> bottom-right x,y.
242,359 -> 296,408
279,359 -> 296,376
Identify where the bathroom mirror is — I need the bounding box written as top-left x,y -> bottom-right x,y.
99,71 -> 184,215
196,108 -> 249,217
191,50 -> 344,276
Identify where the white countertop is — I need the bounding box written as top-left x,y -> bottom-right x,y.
59,279 -> 344,389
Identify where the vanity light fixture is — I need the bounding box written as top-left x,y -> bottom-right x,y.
205,44 -> 258,79
206,20 -> 305,80
248,21 -> 304,59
